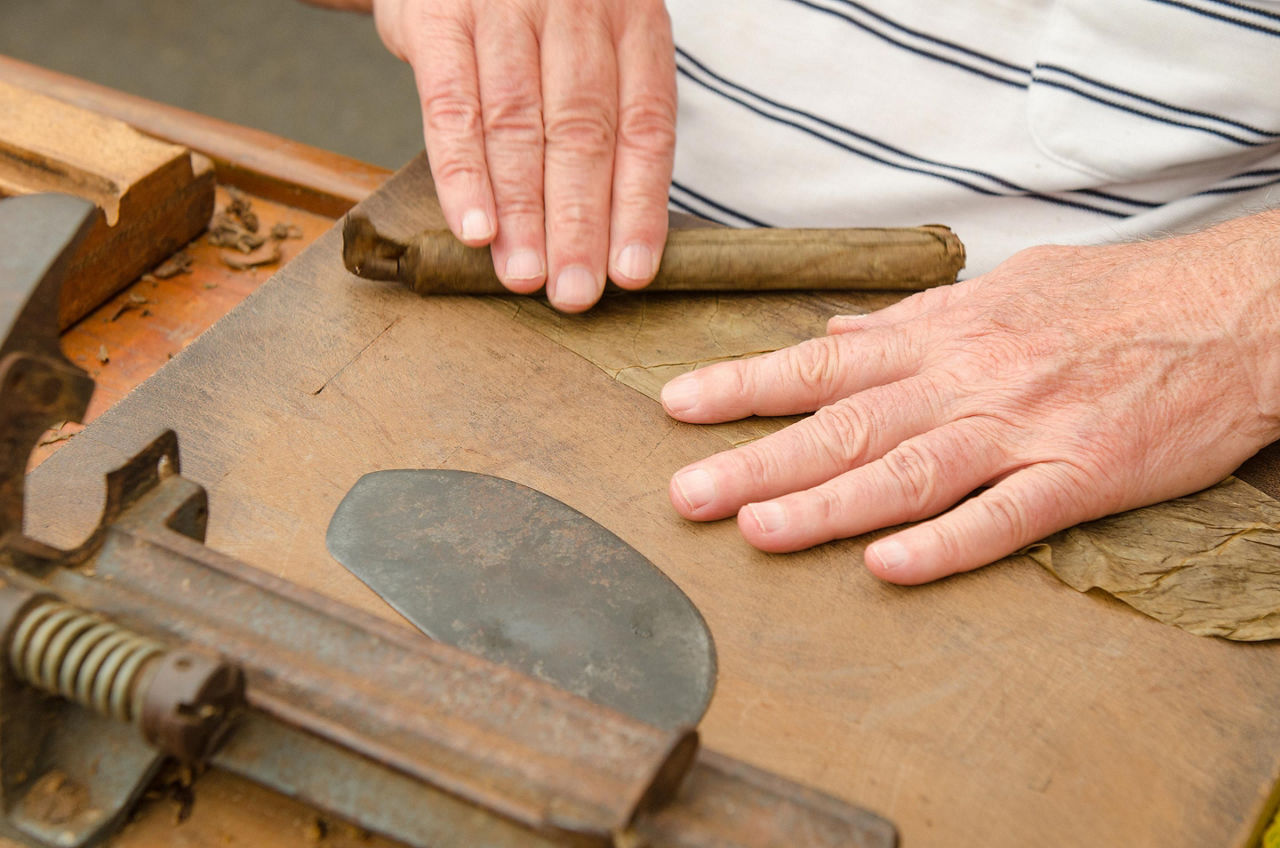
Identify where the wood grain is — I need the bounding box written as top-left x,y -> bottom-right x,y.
24,154 -> 1280,847
31,188 -> 333,471
0,80 -> 215,328
0,55 -> 390,218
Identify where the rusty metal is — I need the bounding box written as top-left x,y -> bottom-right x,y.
58,461 -> 699,841
0,586 -> 244,764
326,469 -> 716,732
0,194 -> 96,547
0,193 -> 897,848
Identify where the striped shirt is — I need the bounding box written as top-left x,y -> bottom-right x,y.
665,0 -> 1280,276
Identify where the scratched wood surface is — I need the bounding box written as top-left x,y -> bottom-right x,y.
29,187 -> 334,471
24,154 -> 1280,848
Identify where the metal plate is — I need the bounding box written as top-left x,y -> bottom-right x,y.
325,469 -> 716,730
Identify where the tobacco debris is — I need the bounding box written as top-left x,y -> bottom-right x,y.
139,761 -> 199,825
20,771 -> 88,825
209,189 -> 264,253
219,240 -> 282,270
208,214 -> 266,253
304,816 -> 330,843
209,190 -> 296,270
225,186 -> 259,232
106,292 -> 150,322
152,251 -> 194,279
272,221 -> 304,240
38,427 -> 74,448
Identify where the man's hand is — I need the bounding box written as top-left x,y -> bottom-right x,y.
371,0 -> 676,312
661,212 -> 1280,584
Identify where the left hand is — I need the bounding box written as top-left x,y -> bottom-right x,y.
660,211 -> 1280,584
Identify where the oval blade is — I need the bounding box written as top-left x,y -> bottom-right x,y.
325,469 -> 716,730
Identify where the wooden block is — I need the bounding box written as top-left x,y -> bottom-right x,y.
0,80 -> 214,328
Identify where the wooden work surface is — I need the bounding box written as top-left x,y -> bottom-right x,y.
22,152 -> 1280,847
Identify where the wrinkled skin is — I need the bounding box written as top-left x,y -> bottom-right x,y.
662,212 -> 1280,584
311,1 -> 1280,585
372,0 -> 677,312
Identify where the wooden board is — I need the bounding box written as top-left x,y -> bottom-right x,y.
30,187 -> 335,470
25,155 -> 1280,848
0,80 -> 215,328
0,55 -> 389,219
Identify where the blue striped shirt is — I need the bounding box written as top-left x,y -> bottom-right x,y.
666,0 -> 1280,275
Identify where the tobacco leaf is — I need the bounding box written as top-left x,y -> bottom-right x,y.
1025,476 -> 1280,641
219,241 -> 281,270
225,186 -> 259,232
271,221 -> 304,240
152,251 -> 194,279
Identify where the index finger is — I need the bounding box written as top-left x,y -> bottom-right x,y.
410,13 -> 496,247
660,329 -> 923,424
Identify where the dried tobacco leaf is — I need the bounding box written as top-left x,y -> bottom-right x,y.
1025,476 -> 1280,641
152,251 -> 194,279
219,241 -> 281,270
225,186 -> 259,232
272,221 -> 304,240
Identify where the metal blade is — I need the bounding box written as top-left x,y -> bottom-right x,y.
325,469 -> 716,731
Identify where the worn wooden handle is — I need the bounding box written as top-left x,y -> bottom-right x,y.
344,214 -> 965,295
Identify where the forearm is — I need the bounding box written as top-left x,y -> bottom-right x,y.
1203,206 -> 1280,427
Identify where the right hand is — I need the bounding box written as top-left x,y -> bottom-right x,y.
372,0 -> 678,312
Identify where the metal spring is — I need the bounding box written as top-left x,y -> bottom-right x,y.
8,599 -> 164,723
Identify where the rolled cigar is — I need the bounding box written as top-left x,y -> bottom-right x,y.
343,214 -> 965,295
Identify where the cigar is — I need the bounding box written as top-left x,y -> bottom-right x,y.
343,214 -> 965,295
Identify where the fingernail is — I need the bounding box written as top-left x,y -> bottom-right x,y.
745,502 -> 787,534
505,250 -> 543,281
615,243 -> 655,282
661,373 -> 700,415
673,468 -> 716,512
828,314 -> 867,331
869,539 -> 910,572
460,208 -> 493,242
552,265 -> 601,310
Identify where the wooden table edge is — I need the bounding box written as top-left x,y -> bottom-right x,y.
0,54 -> 393,218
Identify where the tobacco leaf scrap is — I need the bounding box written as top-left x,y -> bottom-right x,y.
1025,476 -> 1280,641
225,186 -> 259,232
208,213 -> 266,253
219,241 -> 281,270
210,190 -> 295,270
152,250 -> 194,279
37,421 -> 70,448
272,221 -> 304,240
